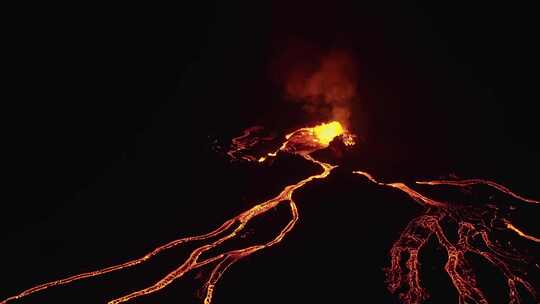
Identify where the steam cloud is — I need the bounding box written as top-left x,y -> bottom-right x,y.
274,48 -> 357,125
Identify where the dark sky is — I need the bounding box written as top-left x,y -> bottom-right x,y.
3,1 -> 539,303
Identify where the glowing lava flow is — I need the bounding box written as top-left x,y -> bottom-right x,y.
1,121 -> 348,304
227,126 -> 274,162
2,121 -> 538,304
353,171 -> 539,304
504,221 -> 540,244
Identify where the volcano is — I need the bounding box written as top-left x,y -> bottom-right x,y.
3,120 -> 539,304
3,2 -> 540,304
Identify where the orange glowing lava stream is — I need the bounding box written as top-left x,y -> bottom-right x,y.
1,122 -> 343,304
353,171 -> 539,304
227,126 -> 274,162
504,221 -> 540,244
3,121 -> 538,304
416,179 -> 540,205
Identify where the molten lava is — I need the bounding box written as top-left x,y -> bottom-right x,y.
258,121 -> 353,161
312,121 -> 344,145
2,121 -> 538,304
1,121 -> 346,304
353,171 -> 539,304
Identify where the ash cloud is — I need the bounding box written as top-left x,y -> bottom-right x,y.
273,47 -> 357,126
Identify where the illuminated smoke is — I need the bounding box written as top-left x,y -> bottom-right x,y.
275,48 -> 357,125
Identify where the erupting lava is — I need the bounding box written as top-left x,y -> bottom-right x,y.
2,121 -> 538,304
1,121 -> 347,304
312,121 -> 345,145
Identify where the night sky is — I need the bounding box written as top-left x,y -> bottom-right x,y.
3,2 -> 539,303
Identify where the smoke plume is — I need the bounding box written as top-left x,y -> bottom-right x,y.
274,48 -> 357,126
